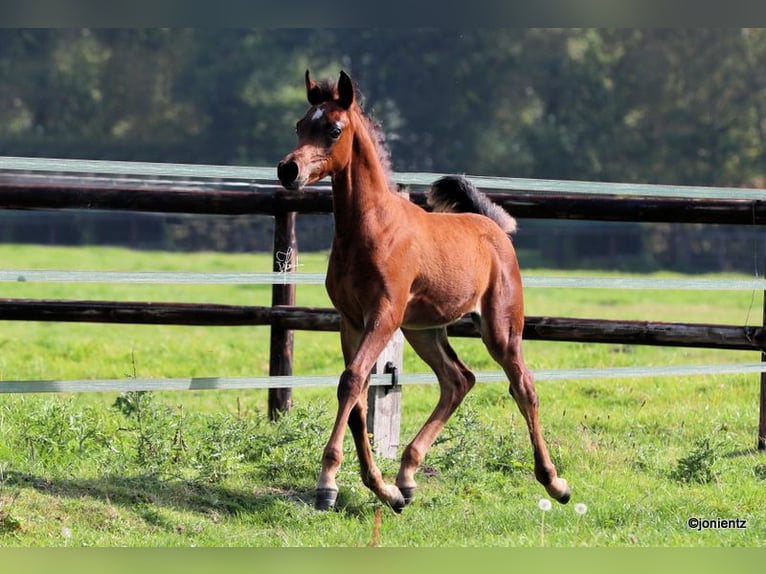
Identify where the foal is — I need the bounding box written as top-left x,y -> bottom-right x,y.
277,70 -> 569,512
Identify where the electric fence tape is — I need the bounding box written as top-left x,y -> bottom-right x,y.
3,156 -> 766,200
3,270 -> 766,291
1,361 -> 765,394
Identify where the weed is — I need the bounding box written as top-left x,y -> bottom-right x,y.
7,398 -> 111,467
112,391 -> 188,475
0,492 -> 22,535
630,443 -> 661,474
430,402 -> 486,478
670,436 -> 721,484
256,403 -> 334,485
538,497 -> 552,545
112,391 -> 147,418
191,415 -> 249,484
573,502 -> 588,546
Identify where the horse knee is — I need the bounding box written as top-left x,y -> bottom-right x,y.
462,368 -> 476,390
337,368 -> 365,401
321,444 -> 343,469
507,364 -> 538,408
401,443 -> 424,470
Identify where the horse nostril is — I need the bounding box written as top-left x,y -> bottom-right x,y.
277,160 -> 299,187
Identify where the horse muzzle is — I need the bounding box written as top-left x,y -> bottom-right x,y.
277,159 -> 302,190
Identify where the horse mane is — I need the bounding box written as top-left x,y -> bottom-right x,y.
315,76 -> 396,191
359,111 -> 396,191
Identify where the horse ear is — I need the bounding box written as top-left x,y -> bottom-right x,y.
337,70 -> 355,109
306,70 -> 323,105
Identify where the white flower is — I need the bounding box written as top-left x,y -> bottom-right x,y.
538,498 -> 552,512
574,503 -> 588,515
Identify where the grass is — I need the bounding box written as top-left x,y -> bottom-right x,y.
0,244 -> 764,546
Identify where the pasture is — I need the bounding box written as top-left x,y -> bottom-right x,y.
0,245 -> 764,546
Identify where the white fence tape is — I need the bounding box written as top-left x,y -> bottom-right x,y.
1,362 -> 764,395
2,270 -> 766,291
3,156 -> 766,200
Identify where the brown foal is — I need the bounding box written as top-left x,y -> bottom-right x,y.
277,70 -> 569,512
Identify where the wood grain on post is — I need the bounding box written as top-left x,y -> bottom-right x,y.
367,330 -> 404,459
268,210 -> 297,420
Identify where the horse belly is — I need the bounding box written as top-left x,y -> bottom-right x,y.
401,308 -> 469,330
401,282 -> 482,329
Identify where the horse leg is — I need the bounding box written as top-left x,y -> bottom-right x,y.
395,327 -> 476,506
342,323 -> 404,511
316,315 -> 406,512
481,312 -> 570,503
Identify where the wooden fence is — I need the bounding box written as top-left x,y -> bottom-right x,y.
1,161 -> 766,454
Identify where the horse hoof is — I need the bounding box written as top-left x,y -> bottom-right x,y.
398,486 -> 416,506
390,501 -> 405,514
545,477 -> 570,504
315,487 -> 338,511
387,486 -> 407,514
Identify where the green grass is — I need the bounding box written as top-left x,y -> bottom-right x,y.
0,245 -> 764,547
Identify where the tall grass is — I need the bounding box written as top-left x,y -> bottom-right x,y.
0,245 -> 764,546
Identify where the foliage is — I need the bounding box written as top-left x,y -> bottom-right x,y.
670,436 -> 722,485
2,29 -> 765,184
112,391 -> 190,475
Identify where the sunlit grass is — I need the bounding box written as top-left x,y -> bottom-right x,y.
0,245 -> 764,546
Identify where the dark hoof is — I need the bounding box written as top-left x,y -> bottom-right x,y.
315,487 -> 338,511
390,502 -> 404,514
388,488 -> 407,514
556,487 -> 571,505
398,486 -> 416,506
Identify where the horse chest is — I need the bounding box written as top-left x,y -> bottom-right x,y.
325,243 -> 409,319
327,250 -> 378,299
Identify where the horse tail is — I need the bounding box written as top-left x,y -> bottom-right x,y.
427,175 -> 517,235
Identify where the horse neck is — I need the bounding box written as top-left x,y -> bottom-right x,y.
330,115 -> 396,239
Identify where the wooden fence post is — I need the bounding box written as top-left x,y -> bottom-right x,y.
268,210 -> 297,421
760,370 -> 766,450
760,268 -> 766,450
367,329 -> 404,459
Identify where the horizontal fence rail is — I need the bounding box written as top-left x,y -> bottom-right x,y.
0,299 -> 764,352
2,157 -> 766,224
2,177 -> 766,224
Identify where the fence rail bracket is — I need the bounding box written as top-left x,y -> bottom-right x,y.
384,361 -> 399,392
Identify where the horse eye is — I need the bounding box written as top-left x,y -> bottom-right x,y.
329,126 -> 342,139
